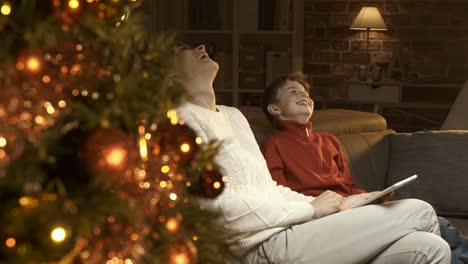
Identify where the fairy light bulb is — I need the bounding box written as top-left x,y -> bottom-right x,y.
25,56 -> 41,73
167,109 -> 179,125
51,227 -> 67,242
105,146 -> 127,168
139,138 -> 148,161
180,143 -> 190,153
170,253 -> 190,264
166,217 -> 180,233
68,0 -> 80,9
0,136 -> 6,148
5,237 -> 16,248
161,165 -> 170,174
1,2 -> 11,16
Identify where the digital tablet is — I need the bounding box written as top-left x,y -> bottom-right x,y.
355,174 -> 418,207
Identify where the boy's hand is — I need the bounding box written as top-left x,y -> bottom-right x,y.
311,190 -> 343,218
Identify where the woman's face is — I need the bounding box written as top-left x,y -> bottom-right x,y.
172,44 -> 219,83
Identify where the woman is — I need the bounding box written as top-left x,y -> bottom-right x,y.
171,44 -> 451,263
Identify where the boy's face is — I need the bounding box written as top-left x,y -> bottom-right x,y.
268,80 -> 314,124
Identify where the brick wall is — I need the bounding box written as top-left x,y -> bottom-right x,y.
304,0 -> 468,101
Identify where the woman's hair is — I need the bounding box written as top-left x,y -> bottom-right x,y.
262,71 -> 311,124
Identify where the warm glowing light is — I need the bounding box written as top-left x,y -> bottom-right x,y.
105,147 -> 127,168
213,181 -> 221,189
139,138 -> 148,161
46,106 -> 55,115
144,133 -> 151,140
167,109 -> 179,125
5,238 -> 16,248
34,116 -> 45,125
192,236 -> 198,241
58,100 -> 67,108
195,137 -> 202,144
19,196 -> 39,207
160,181 -> 168,188
72,89 -> 79,96
0,150 -> 6,159
0,137 -> 6,148
42,75 -> 51,83
68,0 -> 80,9
169,193 -> 177,201
1,2 -> 11,16
19,197 -> 29,206
165,217 -> 180,233
26,56 -> 41,73
124,259 -> 134,264
170,253 -> 190,264
51,227 -> 67,242
161,165 -> 170,173
75,44 -> 83,51
130,233 -> 138,241
180,143 -> 190,153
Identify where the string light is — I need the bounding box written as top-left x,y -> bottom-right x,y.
58,100 -> 67,108
180,143 -> 190,153
51,227 -> 67,243
1,1 -> 11,16
167,109 -> 179,125
0,136 -> 6,148
68,0 -> 80,9
139,138 -> 148,161
25,56 -> 41,73
165,217 -> 180,234
169,193 -> 177,201
159,181 -> 168,188
5,237 -> 16,248
170,253 -> 190,264
161,165 -> 170,174
104,146 -> 127,169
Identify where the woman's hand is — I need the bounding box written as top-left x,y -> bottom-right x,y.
311,190 -> 343,218
341,191 -> 396,211
341,192 -> 377,211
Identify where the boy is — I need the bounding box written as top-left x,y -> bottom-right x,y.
262,72 -> 468,263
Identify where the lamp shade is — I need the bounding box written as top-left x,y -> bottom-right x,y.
350,7 -> 387,30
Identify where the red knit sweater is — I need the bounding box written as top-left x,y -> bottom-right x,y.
262,120 -> 366,197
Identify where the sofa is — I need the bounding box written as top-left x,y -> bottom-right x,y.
243,108 -> 468,235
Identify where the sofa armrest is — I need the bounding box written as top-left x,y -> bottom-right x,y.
387,130 -> 468,216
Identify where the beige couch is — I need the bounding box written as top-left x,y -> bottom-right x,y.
244,108 -> 468,235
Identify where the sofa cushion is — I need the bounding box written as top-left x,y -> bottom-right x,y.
337,130 -> 394,192
311,109 -> 387,136
387,131 -> 468,216
243,108 -> 388,145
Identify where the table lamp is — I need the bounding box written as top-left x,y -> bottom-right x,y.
350,7 -> 387,53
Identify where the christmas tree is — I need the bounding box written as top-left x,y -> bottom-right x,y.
0,0 -> 228,263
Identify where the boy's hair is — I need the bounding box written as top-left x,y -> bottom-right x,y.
262,71 -> 311,124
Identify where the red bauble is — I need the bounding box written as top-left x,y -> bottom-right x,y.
191,169 -> 225,199
81,128 -> 132,179
157,122 -> 199,165
168,239 -> 198,264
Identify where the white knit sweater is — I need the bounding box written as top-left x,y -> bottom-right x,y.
177,103 -> 316,256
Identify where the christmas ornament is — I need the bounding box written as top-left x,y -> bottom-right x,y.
168,239 -> 198,264
157,122 -> 199,165
191,169 -> 225,199
81,127 -> 132,179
